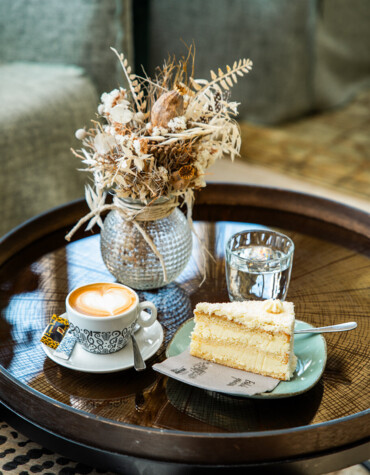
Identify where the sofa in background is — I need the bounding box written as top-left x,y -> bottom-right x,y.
0,0 -> 132,236
146,0 -> 370,201
147,0 -> 370,125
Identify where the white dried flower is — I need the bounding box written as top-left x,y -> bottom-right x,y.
110,104 -> 133,124
99,88 -> 129,116
94,133 -> 116,154
115,134 -> 128,146
75,128 -> 87,140
133,111 -> 145,123
133,139 -> 142,155
103,125 -> 112,134
152,126 -> 168,136
167,116 -> 187,132
100,88 -> 119,106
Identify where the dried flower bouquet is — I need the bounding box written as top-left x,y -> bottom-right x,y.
66,47 -> 252,283
72,46 -> 251,208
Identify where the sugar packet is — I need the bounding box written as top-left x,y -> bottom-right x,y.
40,314 -> 77,360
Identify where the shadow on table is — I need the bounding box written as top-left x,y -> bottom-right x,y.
160,377 -> 324,432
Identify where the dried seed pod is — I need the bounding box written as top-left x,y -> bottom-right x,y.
170,165 -> 196,190
151,90 -> 184,128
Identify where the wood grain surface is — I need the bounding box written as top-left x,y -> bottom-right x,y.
0,184 -> 369,466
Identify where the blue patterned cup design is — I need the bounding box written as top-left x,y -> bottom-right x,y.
66,283 -> 157,354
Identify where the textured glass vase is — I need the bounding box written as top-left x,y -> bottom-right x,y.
100,198 -> 193,290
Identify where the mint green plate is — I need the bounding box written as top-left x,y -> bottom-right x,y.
166,318 -> 327,399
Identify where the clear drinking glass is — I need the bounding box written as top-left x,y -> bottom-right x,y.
225,229 -> 294,301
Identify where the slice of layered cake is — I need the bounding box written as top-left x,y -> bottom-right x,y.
190,299 -> 297,381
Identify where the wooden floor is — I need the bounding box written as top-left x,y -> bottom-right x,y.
238,90 -> 370,202
327,465 -> 369,475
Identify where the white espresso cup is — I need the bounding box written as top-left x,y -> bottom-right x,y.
65,282 -> 157,354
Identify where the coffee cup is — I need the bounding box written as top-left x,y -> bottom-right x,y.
66,282 -> 157,354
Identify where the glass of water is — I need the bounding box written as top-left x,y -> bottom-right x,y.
225,230 -> 294,301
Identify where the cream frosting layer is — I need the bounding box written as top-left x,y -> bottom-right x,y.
190,339 -> 294,380
195,300 -> 295,334
193,315 -> 291,356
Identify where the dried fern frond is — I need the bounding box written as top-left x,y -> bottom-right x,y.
110,47 -> 142,111
190,58 -> 253,95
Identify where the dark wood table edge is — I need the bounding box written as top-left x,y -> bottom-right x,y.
0,183 -> 369,468
1,183 -> 369,266
194,183 -> 370,237
1,402 -> 369,475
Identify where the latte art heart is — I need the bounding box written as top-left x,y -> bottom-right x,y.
79,290 -> 131,315
69,283 -> 136,316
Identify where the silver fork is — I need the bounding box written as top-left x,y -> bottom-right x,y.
294,322 -> 357,334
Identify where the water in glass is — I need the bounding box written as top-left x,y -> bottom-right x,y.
226,244 -> 292,301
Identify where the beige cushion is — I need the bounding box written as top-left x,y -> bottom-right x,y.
0,63 -> 98,236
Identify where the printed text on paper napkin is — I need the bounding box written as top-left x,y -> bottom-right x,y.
153,349 -> 280,396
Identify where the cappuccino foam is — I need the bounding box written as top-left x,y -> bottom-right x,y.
69,283 -> 136,317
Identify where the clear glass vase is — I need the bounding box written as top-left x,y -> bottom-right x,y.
100,198 -> 193,290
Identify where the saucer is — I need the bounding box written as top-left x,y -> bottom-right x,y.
42,314 -> 164,373
166,318 -> 327,399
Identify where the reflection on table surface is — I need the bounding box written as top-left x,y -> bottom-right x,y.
0,221 -> 369,433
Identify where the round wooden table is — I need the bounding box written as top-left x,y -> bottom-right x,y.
0,184 -> 369,474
